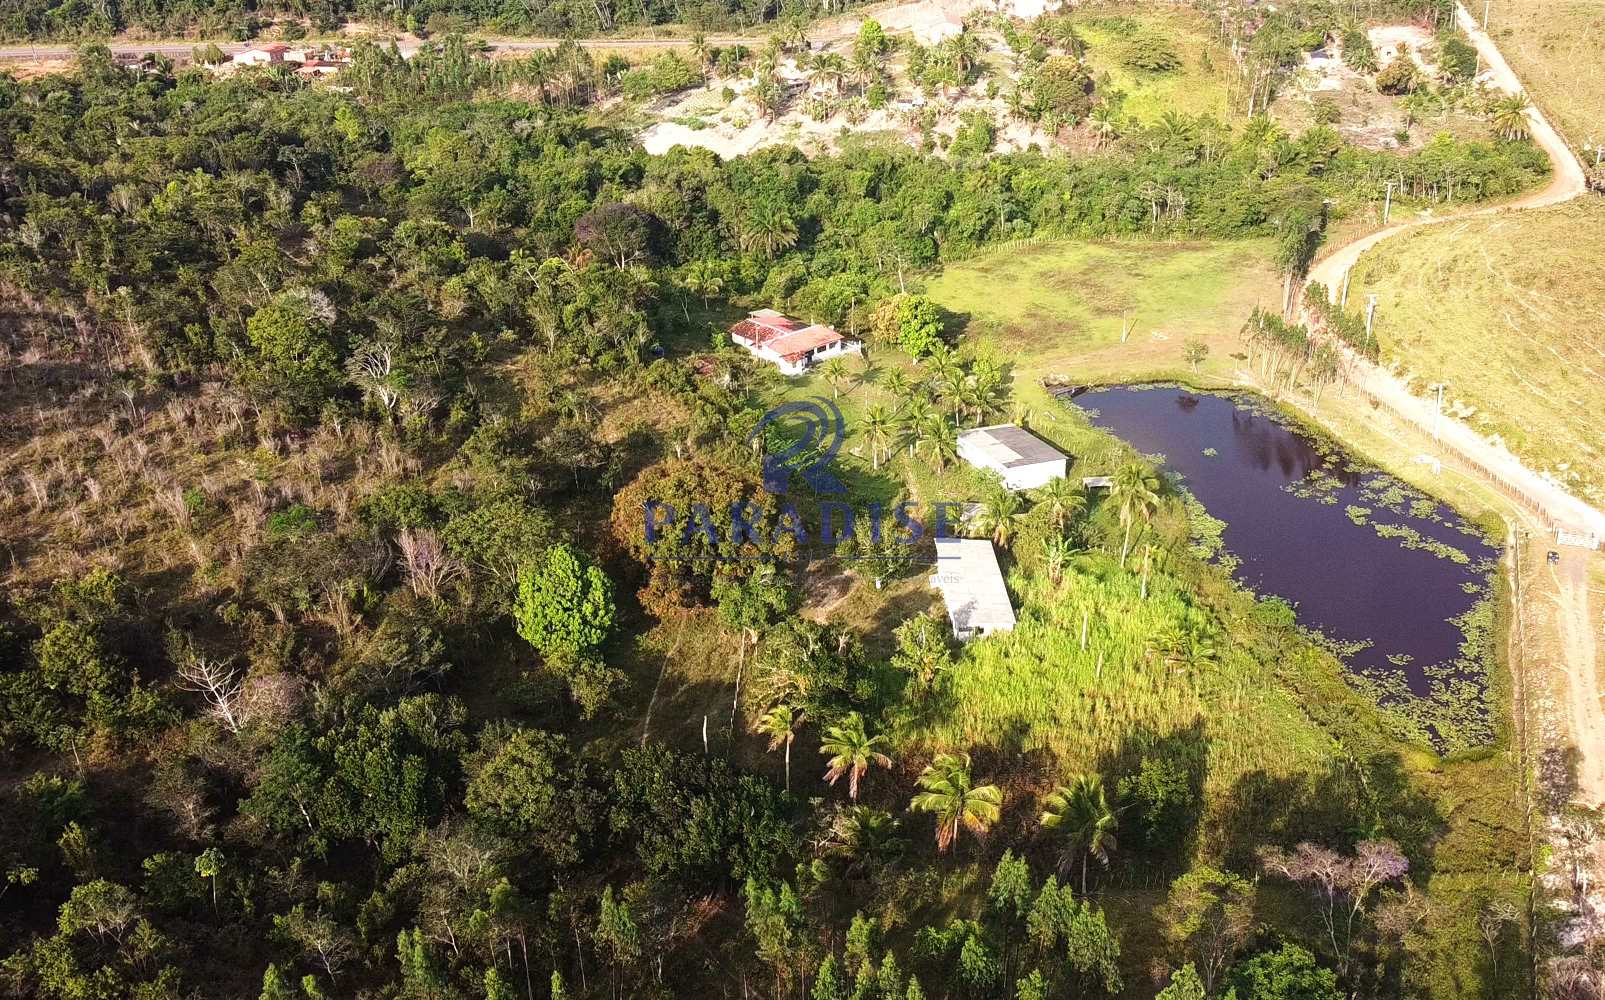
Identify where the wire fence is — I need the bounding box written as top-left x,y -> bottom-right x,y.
1350,381 -> 1599,547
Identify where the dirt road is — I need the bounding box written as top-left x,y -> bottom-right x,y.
1305,4 -> 1605,806
1305,5 -> 1601,539
1549,555 -> 1605,804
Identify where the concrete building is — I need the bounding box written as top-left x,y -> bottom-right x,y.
957,424 -> 1069,491
729,309 -> 862,376
929,537 -> 1016,640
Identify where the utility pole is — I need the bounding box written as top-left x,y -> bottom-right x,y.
1365,294 -> 1378,353
1383,180 -> 1396,225
1340,267 -> 1352,308
1483,0 -> 1491,30
1432,382 -> 1447,442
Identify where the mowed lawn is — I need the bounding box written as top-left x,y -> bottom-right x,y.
923,238 -> 1279,385
1487,0 -> 1605,153
1347,200 -> 1605,506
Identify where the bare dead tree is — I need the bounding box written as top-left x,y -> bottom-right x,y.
396,528 -> 465,600
177,657 -> 246,734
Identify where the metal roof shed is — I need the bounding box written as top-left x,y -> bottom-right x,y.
929,537 -> 1017,640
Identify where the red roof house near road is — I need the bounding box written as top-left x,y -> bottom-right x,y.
730,309 -> 861,376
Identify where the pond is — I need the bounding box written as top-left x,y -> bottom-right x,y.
1074,386 -> 1499,711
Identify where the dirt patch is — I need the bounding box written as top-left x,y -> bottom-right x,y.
799,566 -> 858,620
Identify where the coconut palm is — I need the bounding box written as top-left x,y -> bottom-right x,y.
1039,774 -> 1119,895
754,703 -> 805,791
944,27 -> 983,79
922,416 -> 959,471
820,711 -> 892,800
682,259 -> 725,308
863,403 -> 894,469
739,199 -> 797,257
689,31 -> 712,78
971,484 -> 1026,548
897,396 -> 932,457
881,368 -> 913,401
810,51 -> 848,93
820,357 -> 850,399
1110,461 -> 1160,566
910,752 -> 1004,853
1488,93 -> 1532,141
824,805 -> 907,876
1033,477 -> 1086,533
1088,105 -> 1121,147
850,44 -> 881,95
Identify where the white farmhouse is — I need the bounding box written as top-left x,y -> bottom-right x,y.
232,43 -> 292,66
957,424 -> 1069,491
929,537 -> 1016,641
729,309 -> 862,376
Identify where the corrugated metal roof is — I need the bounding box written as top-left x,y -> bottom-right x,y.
958,424 -> 1067,468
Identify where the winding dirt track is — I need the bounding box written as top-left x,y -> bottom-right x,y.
1304,4 -> 1604,804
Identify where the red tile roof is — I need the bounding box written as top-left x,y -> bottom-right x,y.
769,325 -> 844,361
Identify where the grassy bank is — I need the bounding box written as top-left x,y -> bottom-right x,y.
1485,0 -> 1605,153
1346,199 -> 1605,508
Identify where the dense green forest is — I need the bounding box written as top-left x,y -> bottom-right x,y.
0,7 -> 1564,998
0,0 -> 1457,44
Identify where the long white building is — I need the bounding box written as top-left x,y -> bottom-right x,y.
957,424 -> 1069,491
929,537 -> 1016,641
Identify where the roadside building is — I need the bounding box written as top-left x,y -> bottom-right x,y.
233,43 -> 291,66
729,309 -> 862,376
957,424 -> 1069,490
929,537 -> 1016,640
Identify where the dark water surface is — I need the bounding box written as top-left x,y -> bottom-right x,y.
1077,386 -> 1498,695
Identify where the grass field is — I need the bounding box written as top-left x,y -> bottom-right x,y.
924,238 -> 1279,384
1070,4 -> 1236,123
1487,0 -> 1605,154
1347,200 -> 1605,507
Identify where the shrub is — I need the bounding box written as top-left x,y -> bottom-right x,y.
1437,33 -> 1478,81
1119,31 -> 1181,73
1376,57 -> 1421,95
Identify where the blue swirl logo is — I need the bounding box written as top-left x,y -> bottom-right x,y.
751,398 -> 846,495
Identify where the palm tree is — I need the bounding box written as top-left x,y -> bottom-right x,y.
1039,774 -> 1118,895
1110,461 -> 1160,566
945,27 -> 982,79
754,704 -> 805,791
820,712 -> 892,801
1033,477 -> 1086,533
740,200 -> 797,257
923,416 -> 959,471
824,805 -> 906,876
850,44 -> 880,96
897,396 -> 931,457
881,368 -> 912,401
1043,533 -> 1076,584
820,357 -> 850,399
971,485 -> 1026,548
1088,105 -> 1121,147
910,752 -> 1003,853
683,259 -> 725,308
1488,93 -> 1532,141
928,354 -> 966,409
863,404 -> 894,469
689,31 -> 711,79
810,52 -> 848,93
